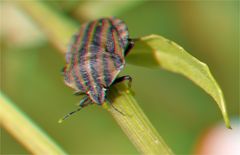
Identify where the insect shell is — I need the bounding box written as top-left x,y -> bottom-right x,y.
61,17 -> 134,120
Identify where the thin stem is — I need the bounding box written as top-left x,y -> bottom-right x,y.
0,92 -> 67,155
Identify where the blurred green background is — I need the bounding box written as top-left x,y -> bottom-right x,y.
1,1 -> 239,154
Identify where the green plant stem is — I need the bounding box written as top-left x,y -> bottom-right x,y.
17,1 -> 174,154
108,85 -> 173,154
15,1 -> 77,53
0,92 -> 67,155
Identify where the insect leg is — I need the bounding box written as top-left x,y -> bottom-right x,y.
73,91 -> 85,96
61,66 -> 66,76
58,96 -> 90,123
113,75 -> 132,88
124,39 -> 134,56
78,96 -> 92,107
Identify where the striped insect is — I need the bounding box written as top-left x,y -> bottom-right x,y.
59,17 -> 134,122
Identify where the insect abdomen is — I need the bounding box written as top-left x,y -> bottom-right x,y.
63,17 -> 130,104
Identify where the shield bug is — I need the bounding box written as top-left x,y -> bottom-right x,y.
59,17 -> 134,122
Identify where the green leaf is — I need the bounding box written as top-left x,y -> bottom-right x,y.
127,35 -> 231,128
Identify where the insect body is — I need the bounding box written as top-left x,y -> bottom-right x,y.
60,17 -> 134,122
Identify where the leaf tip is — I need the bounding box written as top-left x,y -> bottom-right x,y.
222,112 -> 231,129
225,121 -> 232,129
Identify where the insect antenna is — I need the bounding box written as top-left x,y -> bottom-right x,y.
106,99 -> 125,116
111,104 -> 125,116
58,107 -> 82,123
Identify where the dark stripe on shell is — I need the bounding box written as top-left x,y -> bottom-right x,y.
112,29 -> 124,68
64,31 -> 81,89
79,20 -> 98,92
110,17 -> 129,50
102,20 -> 112,86
90,19 -> 105,87
72,23 -> 89,91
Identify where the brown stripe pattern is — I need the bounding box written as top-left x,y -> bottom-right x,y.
63,17 -> 130,105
